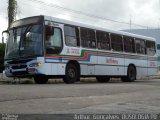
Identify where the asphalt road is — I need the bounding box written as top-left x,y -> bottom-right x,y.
0,78 -> 160,115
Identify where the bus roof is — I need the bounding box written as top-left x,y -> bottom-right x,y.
13,15 -> 156,42
43,15 -> 155,41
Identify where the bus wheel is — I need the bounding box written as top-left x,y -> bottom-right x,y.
63,64 -> 78,84
34,75 -> 48,84
121,65 -> 136,82
96,76 -> 110,83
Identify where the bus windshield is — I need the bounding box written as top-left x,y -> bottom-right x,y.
5,24 -> 43,60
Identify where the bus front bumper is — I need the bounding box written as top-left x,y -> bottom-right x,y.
5,66 -> 42,78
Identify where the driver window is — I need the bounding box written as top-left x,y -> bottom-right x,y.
45,26 -> 63,54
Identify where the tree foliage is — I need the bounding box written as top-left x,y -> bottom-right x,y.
0,43 -> 6,73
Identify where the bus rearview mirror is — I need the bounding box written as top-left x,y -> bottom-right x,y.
47,26 -> 54,35
2,30 -> 9,43
52,28 -> 54,35
49,27 -> 54,35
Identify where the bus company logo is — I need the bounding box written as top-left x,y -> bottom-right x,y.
106,58 -> 118,64
66,48 -> 80,55
150,62 -> 156,67
71,48 -> 80,55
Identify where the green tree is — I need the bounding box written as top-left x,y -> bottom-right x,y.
0,43 -> 6,73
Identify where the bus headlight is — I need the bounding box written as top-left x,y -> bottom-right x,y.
29,62 -> 43,67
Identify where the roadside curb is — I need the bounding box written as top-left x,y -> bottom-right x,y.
0,73 -> 12,81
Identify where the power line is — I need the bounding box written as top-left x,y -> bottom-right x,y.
24,0 -> 155,28
26,0 -> 130,24
17,0 -> 157,29
17,0 -> 105,24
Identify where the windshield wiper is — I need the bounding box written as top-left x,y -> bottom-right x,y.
5,54 -> 37,61
5,56 -> 20,61
21,54 -> 38,58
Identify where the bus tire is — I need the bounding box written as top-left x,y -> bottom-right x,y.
34,75 -> 48,84
96,76 -> 110,83
63,64 -> 78,84
121,65 -> 136,82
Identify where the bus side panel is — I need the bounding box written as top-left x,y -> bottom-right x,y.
136,67 -> 148,78
57,63 -> 66,75
148,68 -> 157,76
40,63 -> 66,75
95,65 -> 124,76
124,54 -> 148,78
136,56 -> 148,78
80,64 -> 88,75
95,51 -> 125,76
148,55 -> 158,76
78,49 -> 97,75
61,47 -> 98,75
38,63 -> 55,75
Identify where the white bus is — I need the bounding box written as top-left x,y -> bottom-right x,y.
2,15 -> 157,84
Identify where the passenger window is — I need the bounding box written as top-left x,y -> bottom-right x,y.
146,41 -> 156,56
135,39 -> 146,54
45,26 -> 63,54
111,34 -> 123,51
123,36 -> 135,53
64,25 -> 80,47
97,31 -> 110,50
80,28 -> 96,48
157,44 -> 160,50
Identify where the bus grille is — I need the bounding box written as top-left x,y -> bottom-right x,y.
12,71 -> 28,76
12,65 -> 27,69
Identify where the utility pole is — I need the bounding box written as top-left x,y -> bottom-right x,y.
8,0 -> 17,28
129,15 -> 132,30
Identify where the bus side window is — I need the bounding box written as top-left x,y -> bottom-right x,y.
80,28 -> 96,48
135,39 -> 146,54
110,34 -> 123,52
97,31 -> 110,50
64,25 -> 80,47
123,36 -> 135,53
146,41 -> 156,56
45,26 -> 63,54
157,44 -> 160,50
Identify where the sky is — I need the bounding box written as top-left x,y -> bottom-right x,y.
0,0 -> 160,42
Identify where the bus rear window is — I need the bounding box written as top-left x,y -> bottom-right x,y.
146,41 -> 156,56
135,39 -> 146,54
